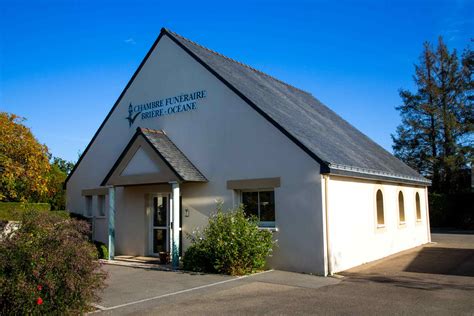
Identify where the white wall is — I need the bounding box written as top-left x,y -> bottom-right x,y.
67,35 -> 326,274
325,175 -> 430,273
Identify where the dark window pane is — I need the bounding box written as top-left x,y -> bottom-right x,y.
259,191 -> 275,222
153,229 -> 167,253
98,195 -> 105,216
153,196 -> 168,227
242,192 -> 258,219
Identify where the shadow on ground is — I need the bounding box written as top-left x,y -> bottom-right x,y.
403,247 -> 474,277
342,272 -> 474,291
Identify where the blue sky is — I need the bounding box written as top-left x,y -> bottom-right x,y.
1,0 -> 472,162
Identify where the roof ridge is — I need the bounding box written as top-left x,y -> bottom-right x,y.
163,28 -> 313,96
138,127 -> 166,135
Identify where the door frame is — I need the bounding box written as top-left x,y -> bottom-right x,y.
148,193 -> 170,256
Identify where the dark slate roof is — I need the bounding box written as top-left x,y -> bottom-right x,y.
164,29 -> 430,185
139,128 -> 207,182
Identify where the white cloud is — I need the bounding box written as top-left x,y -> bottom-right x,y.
124,38 -> 136,45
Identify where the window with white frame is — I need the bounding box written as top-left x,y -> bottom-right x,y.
97,195 -> 106,217
241,189 -> 275,227
85,196 -> 92,217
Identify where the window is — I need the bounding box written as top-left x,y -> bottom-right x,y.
85,196 -> 92,217
398,191 -> 405,224
97,195 -> 106,217
376,189 -> 384,226
415,192 -> 422,221
241,190 -> 275,227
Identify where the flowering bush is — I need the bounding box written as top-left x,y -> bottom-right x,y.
183,204 -> 275,275
0,210 -> 106,314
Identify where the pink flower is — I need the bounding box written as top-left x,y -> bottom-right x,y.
37,297 -> 43,305
37,285 -> 42,291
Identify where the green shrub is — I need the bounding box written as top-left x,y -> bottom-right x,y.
183,204 -> 275,275
94,241 -> 109,260
0,210 -> 106,314
0,202 -> 50,221
183,243 -> 213,273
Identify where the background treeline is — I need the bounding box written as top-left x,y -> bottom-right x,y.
0,112 -> 74,210
392,37 -> 473,229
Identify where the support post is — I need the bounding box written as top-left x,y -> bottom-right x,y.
108,186 -> 116,260
170,182 -> 180,268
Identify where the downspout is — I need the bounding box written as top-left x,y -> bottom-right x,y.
323,175 -> 332,276
424,187 -> 431,243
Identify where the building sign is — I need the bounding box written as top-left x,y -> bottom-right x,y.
126,90 -> 207,127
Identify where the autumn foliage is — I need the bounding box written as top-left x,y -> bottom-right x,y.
0,112 -> 51,202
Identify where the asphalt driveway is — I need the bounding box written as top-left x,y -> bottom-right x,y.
94,233 -> 474,315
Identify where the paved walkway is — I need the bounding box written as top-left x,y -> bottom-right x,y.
93,233 -> 474,315
93,268 -> 339,313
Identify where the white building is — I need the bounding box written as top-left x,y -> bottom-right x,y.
65,28 -> 431,275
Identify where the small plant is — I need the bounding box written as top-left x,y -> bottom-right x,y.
0,210 -> 106,314
183,203 -> 275,275
94,241 -> 109,260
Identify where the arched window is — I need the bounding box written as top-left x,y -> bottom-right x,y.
376,189 -> 384,226
398,191 -> 405,224
415,192 -> 421,221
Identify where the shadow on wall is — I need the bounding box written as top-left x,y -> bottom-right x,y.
404,247 -> 474,277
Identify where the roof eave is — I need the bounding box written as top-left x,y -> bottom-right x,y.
325,164 -> 431,186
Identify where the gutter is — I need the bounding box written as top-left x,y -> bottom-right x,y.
327,163 -> 431,186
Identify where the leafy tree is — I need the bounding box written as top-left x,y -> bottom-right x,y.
42,156 -> 75,210
0,113 -> 51,201
44,162 -> 68,210
392,37 -> 473,193
50,156 -> 74,175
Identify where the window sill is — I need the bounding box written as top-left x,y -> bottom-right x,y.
94,216 -> 106,219
258,226 -> 278,232
376,224 -> 385,229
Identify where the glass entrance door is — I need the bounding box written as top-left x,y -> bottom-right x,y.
151,195 -> 169,254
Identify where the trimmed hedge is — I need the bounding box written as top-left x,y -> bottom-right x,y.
429,193 -> 474,229
0,202 -> 51,221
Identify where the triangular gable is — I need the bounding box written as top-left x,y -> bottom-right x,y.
103,133 -> 180,186
121,147 -> 161,176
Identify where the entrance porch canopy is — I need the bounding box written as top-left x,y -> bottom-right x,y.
101,127 -> 207,186
101,127 -> 206,267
